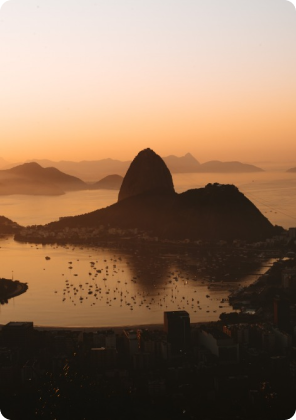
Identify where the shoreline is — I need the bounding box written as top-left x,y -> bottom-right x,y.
0,280 -> 28,303
0,321 -> 211,334
5,282 -> 28,300
34,323 -> 165,333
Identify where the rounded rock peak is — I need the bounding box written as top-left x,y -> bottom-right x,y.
118,148 -> 175,201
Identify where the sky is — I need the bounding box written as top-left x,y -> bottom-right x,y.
0,0 -> 296,163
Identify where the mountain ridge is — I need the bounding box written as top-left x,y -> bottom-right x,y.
0,163 -> 122,195
37,149 -> 276,242
20,154 -> 264,181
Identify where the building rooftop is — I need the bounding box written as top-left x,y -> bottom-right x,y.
164,311 -> 189,317
4,322 -> 34,329
201,326 -> 231,341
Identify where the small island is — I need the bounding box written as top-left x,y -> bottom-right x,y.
0,278 -> 28,304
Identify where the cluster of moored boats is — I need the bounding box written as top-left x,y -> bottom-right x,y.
43,247 -> 232,318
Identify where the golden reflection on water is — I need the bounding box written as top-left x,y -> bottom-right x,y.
0,236 -> 272,328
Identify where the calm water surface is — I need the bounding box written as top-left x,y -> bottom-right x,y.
0,171 -> 293,328
0,237 -> 273,328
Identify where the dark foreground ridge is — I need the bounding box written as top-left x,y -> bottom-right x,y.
33,148 -> 277,242
0,216 -> 22,233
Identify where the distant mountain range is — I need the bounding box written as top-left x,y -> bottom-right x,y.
0,157 -> 10,168
0,162 -> 123,196
0,154 -> 264,182
39,148 -> 276,242
21,158 -> 128,182
162,153 -> 263,174
287,167 -> 296,173
11,153 -> 263,181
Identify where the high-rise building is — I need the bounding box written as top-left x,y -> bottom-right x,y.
282,268 -> 296,289
123,329 -> 139,357
164,311 -> 190,354
274,297 -> 290,332
2,322 -> 34,347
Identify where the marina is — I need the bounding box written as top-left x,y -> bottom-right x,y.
0,236 -> 274,328
0,171 -> 291,328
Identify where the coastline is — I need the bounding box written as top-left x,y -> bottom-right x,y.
34,323 -> 165,333
0,321 -> 210,334
0,279 -> 28,303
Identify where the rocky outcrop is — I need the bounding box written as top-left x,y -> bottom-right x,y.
118,148 -> 175,201
37,149 -> 277,242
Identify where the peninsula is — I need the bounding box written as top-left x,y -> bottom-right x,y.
0,278 -> 28,304
15,148 -> 279,244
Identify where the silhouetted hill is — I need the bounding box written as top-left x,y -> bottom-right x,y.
47,183 -> 274,241
0,216 -> 22,234
27,158 -> 130,182
118,148 -> 175,201
44,150 -> 275,241
0,162 -> 87,195
9,162 -> 86,186
90,175 -> 123,190
287,167 -> 296,173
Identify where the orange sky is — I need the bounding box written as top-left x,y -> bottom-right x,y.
0,0 -> 295,163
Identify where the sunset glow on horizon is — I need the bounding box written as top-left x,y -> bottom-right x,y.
0,0 -> 296,164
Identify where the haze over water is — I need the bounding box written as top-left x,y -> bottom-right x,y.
1,172 -> 295,229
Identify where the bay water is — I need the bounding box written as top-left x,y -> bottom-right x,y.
0,172 -> 294,328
